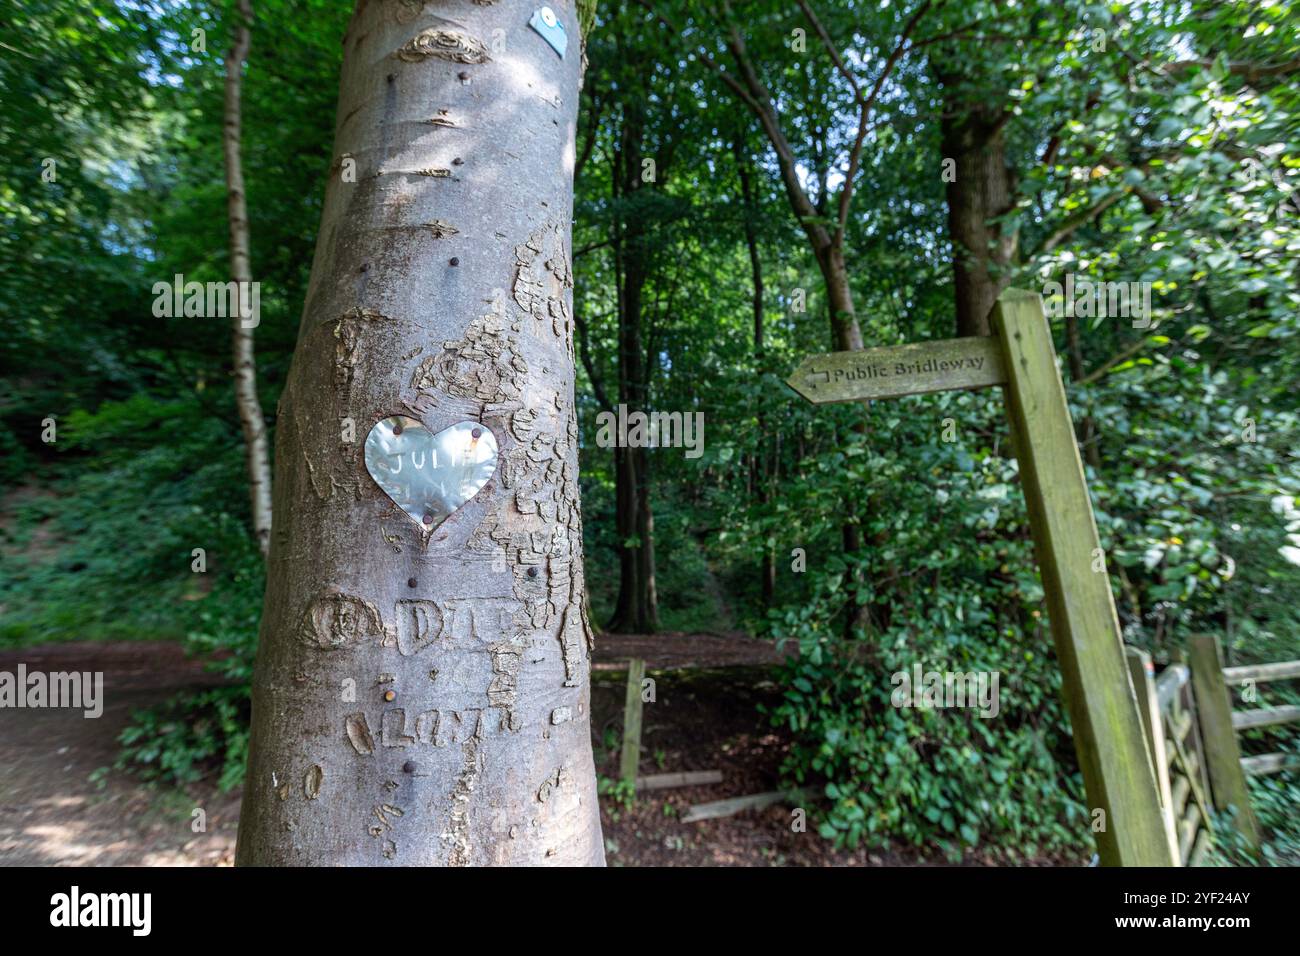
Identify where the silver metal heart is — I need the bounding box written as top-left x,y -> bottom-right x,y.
364,416 -> 498,530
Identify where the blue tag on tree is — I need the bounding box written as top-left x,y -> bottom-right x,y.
529,6 -> 567,59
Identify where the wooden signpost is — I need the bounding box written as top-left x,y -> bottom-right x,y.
788,288 -> 1174,867
787,336 -> 1006,404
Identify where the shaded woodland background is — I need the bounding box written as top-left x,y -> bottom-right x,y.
2,0 -> 1298,863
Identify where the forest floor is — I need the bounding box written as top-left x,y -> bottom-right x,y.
0,636 -> 1073,867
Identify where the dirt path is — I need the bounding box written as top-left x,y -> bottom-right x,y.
0,637 -> 1050,867
0,643 -> 239,866
593,630 -> 790,670
0,636 -> 791,866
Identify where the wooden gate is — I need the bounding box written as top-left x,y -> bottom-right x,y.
1128,634 -> 1300,864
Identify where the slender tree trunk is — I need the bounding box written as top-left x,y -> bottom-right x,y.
606,102 -> 657,633
818,242 -> 866,351
736,149 -> 775,605
236,0 -> 603,867
734,145 -> 765,355
714,18 -> 873,632
938,76 -> 1019,337
812,239 -> 871,635
689,6 -> 927,632
635,449 -> 658,629
224,0 -> 272,558
611,443 -> 640,628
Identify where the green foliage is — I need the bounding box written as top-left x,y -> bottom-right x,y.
115,686 -> 250,793
0,393 -> 253,645
1250,768 -> 1300,867
639,0 -> 1300,859
1205,760 -> 1300,869
0,389 -> 262,787
597,775 -> 638,819
1226,677 -> 1300,866
114,534 -> 263,791
0,0 -> 342,787
749,394 -> 1084,857
3,0 -> 1298,860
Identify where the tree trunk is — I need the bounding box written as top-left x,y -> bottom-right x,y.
735,149 -> 775,605
735,145 -> 765,355
236,0 -> 604,867
818,242 -> 865,351
812,240 -> 871,635
606,100 -> 657,633
610,443 -> 641,629
633,455 -> 658,629
938,79 -> 1018,337
224,0 -> 272,558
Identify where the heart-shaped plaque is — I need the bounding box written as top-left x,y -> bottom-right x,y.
364,416 -> 498,530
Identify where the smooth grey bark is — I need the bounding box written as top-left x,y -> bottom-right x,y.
236,0 -> 603,866
224,0 -> 272,558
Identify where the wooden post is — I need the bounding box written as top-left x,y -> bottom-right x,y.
992,290 -> 1172,866
1187,634 -> 1262,851
1125,647 -> 1182,864
620,658 -> 646,788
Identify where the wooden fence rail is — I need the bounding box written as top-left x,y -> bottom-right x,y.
1209,637 -> 1300,783
1231,704 -> 1300,731
1222,660 -> 1300,683
1240,753 -> 1300,776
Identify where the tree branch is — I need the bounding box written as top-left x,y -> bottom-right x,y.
1031,189 -> 1126,258
1079,335 -> 1157,387
1040,91 -> 1100,166
797,0 -> 861,99
1161,57 -> 1300,83
637,0 -> 831,250
837,0 -> 936,236
634,0 -> 762,113
722,17 -> 832,247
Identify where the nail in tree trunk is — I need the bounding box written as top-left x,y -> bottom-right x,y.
236,0 -> 604,866
224,0 -> 272,557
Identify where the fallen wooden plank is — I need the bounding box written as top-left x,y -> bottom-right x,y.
1167,728 -> 1213,832
1170,773 -> 1191,819
680,789 -> 809,823
635,770 -> 723,792
1177,802 -> 1200,865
